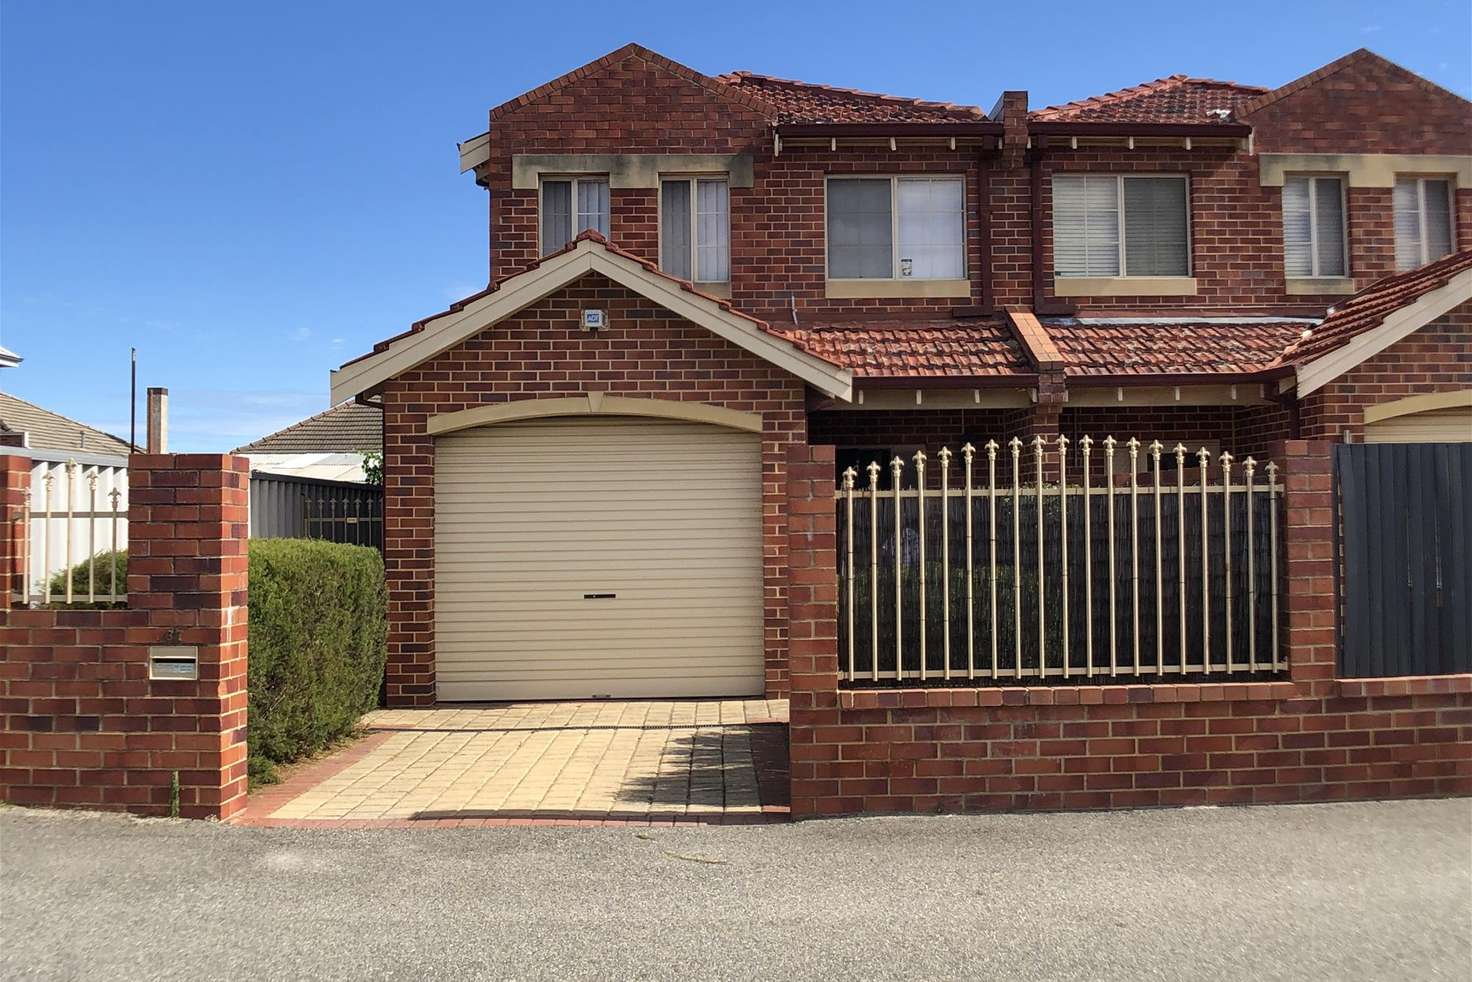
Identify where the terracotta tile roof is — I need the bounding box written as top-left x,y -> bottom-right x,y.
776,320 -> 1031,378
1031,75 -> 1267,125
1041,319 -> 1310,378
1283,249 -> 1472,364
232,400 -> 383,454
717,71 -> 985,125
0,392 -> 133,456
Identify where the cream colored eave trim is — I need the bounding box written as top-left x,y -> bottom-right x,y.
1259,153 -> 1472,188
824,278 -> 971,299
1362,389 -> 1472,424
1285,277 -> 1356,296
1054,276 -> 1198,298
512,154 -> 755,189
458,132 -> 491,174
426,394 -> 764,436
1296,267 -> 1472,397
329,240 -> 852,403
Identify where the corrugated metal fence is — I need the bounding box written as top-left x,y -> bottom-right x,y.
1336,442 -> 1471,677
248,473 -> 383,550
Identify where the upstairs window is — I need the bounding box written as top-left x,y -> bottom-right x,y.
1053,175 -> 1190,278
1394,177 -> 1455,271
827,176 -> 965,280
660,177 -> 730,284
541,177 -> 609,255
1282,176 -> 1347,278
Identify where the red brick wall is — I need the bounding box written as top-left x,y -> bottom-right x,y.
380,273 -> 808,705
1300,302 -> 1472,440
786,439 -> 1472,816
480,49 -> 1469,324
0,454 -> 250,820
1246,55 -> 1472,156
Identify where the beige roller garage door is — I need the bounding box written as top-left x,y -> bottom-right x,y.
1365,407 -> 1472,443
434,416 -> 765,701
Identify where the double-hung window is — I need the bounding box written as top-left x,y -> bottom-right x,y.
1282,175 -> 1347,278
540,177 -> 609,255
826,176 -> 965,280
1394,177 -> 1455,271
1052,174 -> 1190,278
660,177 -> 729,284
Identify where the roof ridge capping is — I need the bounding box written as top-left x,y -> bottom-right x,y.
717,70 -> 986,119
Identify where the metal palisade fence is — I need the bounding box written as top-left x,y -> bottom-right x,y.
835,436 -> 1284,685
16,455 -> 128,605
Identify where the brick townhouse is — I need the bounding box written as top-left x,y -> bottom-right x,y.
329,43 -> 1471,709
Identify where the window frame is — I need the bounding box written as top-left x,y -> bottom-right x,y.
538,174 -> 610,257
1051,172 -> 1194,279
824,174 -> 969,283
1281,173 -> 1349,280
1394,175 -> 1457,271
657,174 -> 731,286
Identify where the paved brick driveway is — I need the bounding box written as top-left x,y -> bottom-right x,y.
240,699 -> 789,827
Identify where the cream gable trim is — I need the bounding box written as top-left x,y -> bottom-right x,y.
426,394 -> 764,436
1259,153 -> 1472,188
1362,389 -> 1472,424
458,132 -> 491,173
1296,267 -> 1472,397
329,239 -> 852,403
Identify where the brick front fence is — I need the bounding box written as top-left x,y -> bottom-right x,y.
0,454 -> 249,820
787,440 -> 1472,816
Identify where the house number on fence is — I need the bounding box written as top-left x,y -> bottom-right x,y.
836,435 -> 1282,685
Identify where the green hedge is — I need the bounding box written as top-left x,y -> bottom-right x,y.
45,540 -> 387,784
247,539 -> 387,783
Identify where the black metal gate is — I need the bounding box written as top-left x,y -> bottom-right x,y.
1335,443 -> 1472,677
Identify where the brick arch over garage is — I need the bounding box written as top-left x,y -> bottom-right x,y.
377,275 -> 810,706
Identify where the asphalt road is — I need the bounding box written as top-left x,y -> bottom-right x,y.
2,799 -> 1469,981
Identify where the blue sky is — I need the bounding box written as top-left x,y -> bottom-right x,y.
3,1 -> 1468,451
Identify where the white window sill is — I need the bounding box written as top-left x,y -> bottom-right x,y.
1054,276 -> 1198,297
693,282 -> 731,299
1284,277 -> 1355,296
825,278 -> 971,299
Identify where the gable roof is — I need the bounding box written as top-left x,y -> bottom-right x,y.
1042,319 -> 1309,379
1236,48 -> 1471,119
488,43 -> 779,123
1031,74 -> 1267,125
0,391 -> 133,456
232,400 -> 382,454
1288,249 -> 1472,395
717,71 -> 985,124
332,231 -> 852,404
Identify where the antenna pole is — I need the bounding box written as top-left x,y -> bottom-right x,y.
129,347 -> 137,450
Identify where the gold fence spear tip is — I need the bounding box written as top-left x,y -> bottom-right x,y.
1149,439 -> 1163,458
841,467 -> 856,490
1174,443 -> 1187,459
1127,437 -> 1140,457
938,446 -> 952,465
1197,446 -> 1211,462
913,449 -> 926,468
984,439 -> 999,458
1007,436 -> 1022,453
1056,434 -> 1070,450
1244,456 -> 1257,473
1102,435 -> 1116,452
961,442 -> 975,459
1031,434 -> 1045,451
866,460 -> 881,488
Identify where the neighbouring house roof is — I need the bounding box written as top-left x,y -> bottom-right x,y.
242,452 -> 370,483
0,345 -> 20,369
232,400 -> 383,454
1031,75 -> 1267,125
777,321 -> 1032,379
1042,319 -> 1310,379
717,71 -> 985,125
0,391 -> 133,456
333,231 -> 852,404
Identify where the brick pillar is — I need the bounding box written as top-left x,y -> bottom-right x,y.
1269,440 -> 1337,695
127,454 -> 250,819
785,443 -> 844,818
0,453 -> 28,611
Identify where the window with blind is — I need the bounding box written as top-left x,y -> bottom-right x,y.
1052,175 -> 1190,278
827,176 -> 965,280
660,177 -> 730,283
541,177 -> 609,255
1282,176 -> 1346,278
1394,177 -> 1455,271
